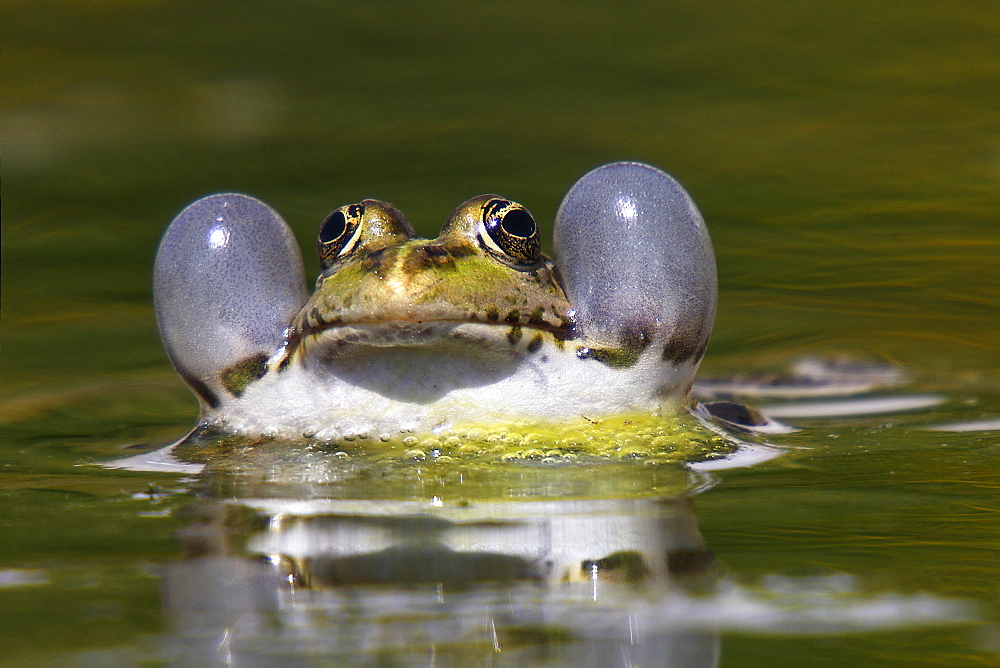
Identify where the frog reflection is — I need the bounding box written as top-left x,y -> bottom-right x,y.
162,459 -> 719,667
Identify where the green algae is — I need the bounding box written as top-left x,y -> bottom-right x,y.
175,411 -> 730,469
170,411 -> 731,502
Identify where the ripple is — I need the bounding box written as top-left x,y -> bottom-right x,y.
921,418 -> 1000,433
759,394 -> 945,419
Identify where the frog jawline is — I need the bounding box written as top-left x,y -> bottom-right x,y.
300,321 -> 562,360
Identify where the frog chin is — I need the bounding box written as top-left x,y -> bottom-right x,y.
200,319 -> 700,441
269,321 -> 582,413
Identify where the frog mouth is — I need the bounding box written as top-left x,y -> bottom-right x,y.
281,316 -> 576,366
312,321 -> 481,349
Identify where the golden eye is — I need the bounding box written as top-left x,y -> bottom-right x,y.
317,202 -> 365,268
479,198 -> 541,267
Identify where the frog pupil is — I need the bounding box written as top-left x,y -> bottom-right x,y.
501,208 -> 535,239
320,210 -> 347,243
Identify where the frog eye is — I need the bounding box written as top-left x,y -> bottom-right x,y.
317,203 -> 365,268
479,198 -> 541,267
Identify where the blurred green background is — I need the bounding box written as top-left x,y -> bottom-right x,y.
1,1 -> 997,665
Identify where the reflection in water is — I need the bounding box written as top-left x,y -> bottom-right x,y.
161,459 -> 719,666
130,356 -> 985,664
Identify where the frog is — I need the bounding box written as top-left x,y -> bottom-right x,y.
153,162 -> 717,441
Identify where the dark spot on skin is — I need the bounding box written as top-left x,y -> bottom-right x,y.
580,346 -> 641,369
553,316 -> 576,342
402,245 -> 450,273
220,352 -> 269,397
485,307 -> 500,321
577,325 -> 652,369
661,331 -> 706,364
507,326 -> 522,345
423,245 -> 455,265
619,325 -> 652,352
439,243 -> 476,259
504,309 -> 521,324
360,247 -> 389,272
181,371 -> 221,409
527,307 -> 547,328
526,334 -> 544,353
404,243 -> 477,274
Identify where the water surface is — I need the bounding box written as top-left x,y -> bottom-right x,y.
2,1 -> 997,665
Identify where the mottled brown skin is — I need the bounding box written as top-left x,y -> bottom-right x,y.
280,196 -> 575,369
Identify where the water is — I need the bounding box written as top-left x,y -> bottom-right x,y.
2,1 -> 998,665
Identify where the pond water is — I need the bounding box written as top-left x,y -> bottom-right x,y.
2,1 -> 997,665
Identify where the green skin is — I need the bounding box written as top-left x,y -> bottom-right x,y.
277,196 -> 579,372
